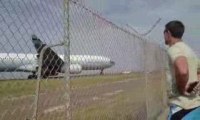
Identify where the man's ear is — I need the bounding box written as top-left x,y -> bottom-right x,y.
165,31 -> 170,40
167,30 -> 172,38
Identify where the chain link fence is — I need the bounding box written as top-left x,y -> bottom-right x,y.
0,0 -> 167,120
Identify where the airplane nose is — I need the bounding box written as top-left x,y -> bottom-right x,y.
110,61 -> 115,65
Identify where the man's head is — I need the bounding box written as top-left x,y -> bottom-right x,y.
164,20 -> 185,45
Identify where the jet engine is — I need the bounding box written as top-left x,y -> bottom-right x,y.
61,64 -> 82,74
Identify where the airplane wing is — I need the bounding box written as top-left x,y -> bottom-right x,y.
32,35 -> 64,78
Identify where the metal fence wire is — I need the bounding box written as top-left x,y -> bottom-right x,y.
0,0 -> 167,120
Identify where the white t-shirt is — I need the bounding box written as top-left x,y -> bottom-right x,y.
166,41 -> 200,109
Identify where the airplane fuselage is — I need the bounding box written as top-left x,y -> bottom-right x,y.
0,53 -> 36,72
0,53 -> 115,73
0,35 -> 115,78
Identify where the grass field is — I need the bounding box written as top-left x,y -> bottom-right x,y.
73,83 -> 146,120
0,73 -> 165,120
0,73 -> 142,98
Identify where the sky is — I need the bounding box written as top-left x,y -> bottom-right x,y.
82,0 -> 200,54
0,0 -> 196,79
0,0 -> 148,79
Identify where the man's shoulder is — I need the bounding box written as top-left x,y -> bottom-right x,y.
167,42 -> 187,61
167,45 -> 182,55
167,42 -> 193,55
168,42 -> 198,62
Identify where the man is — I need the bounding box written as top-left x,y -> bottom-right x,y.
164,20 -> 200,120
198,59 -> 200,79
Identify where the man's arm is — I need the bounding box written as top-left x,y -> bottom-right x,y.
191,59 -> 200,94
174,56 -> 189,95
197,59 -> 200,80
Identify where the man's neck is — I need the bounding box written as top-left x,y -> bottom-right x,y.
169,38 -> 182,47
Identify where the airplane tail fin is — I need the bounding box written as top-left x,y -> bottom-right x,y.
32,34 -> 46,53
31,34 -> 64,78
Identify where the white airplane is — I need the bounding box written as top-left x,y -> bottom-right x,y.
0,35 -> 115,79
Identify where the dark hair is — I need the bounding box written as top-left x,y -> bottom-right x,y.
165,20 -> 185,38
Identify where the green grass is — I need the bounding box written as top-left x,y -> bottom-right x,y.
0,72 -> 165,120
0,79 -> 64,98
73,86 -> 145,120
0,73 -> 142,98
38,84 -> 146,120
71,73 -> 142,88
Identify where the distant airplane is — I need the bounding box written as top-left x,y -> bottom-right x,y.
0,35 -> 115,79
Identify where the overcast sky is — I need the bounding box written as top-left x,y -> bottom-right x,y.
82,0 -> 200,54
0,0 -> 150,79
1,0 -> 193,79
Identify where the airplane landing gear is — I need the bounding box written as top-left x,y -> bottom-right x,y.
100,69 -> 104,75
28,72 -> 37,79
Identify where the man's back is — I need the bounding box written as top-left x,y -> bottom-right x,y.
167,41 -> 200,109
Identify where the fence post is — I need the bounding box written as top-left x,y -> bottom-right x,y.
143,39 -> 149,120
64,0 -> 71,119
